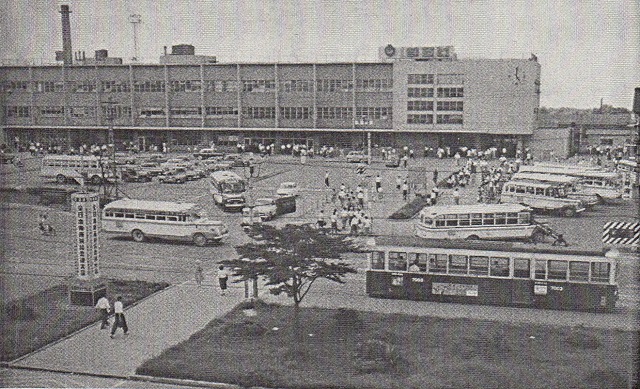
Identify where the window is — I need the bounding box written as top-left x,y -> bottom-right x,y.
483,213 -> 495,225
407,101 -> 433,111
445,214 -> 458,227
515,185 -> 526,194
406,114 -> 433,124
205,107 -> 238,117
388,251 -> 407,271
494,213 -> 506,225
356,79 -> 393,91
436,101 -> 464,111
435,215 -> 446,227
507,212 -> 519,225
35,81 -> 64,93
436,114 -> 463,124
407,87 -> 434,98
205,80 -> 238,92
489,257 -> 509,277
133,80 -> 165,92
101,81 -> 130,93
355,107 -> 392,120
242,79 -> 276,92
317,79 -> 353,92
408,74 -> 434,84
590,262 -> 610,283
318,107 -> 353,119
70,107 -> 96,118
407,252 -> 428,272
469,256 -> 489,275
280,107 -> 311,119
282,80 -> 314,92
458,214 -> 470,226
548,260 -> 567,280
74,81 -> 97,93
2,81 -> 29,92
101,105 -> 131,119
428,253 -> 447,273
40,106 -> 65,117
370,251 -> 385,270
535,188 -> 545,195
513,259 -> 530,278
569,261 -> 589,282
534,260 -> 546,279
470,213 -> 482,226
437,87 -> 464,97
437,73 -> 464,84
139,108 -> 166,118
170,107 -> 202,117
449,255 -> 468,274
6,106 -> 30,118
242,107 -> 276,119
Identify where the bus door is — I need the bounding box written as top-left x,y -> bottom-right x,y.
511,258 -> 533,306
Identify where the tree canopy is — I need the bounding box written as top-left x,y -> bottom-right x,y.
223,224 -> 358,307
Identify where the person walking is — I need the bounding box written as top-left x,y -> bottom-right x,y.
453,188 -> 460,205
194,260 -> 204,286
95,295 -> 111,330
110,296 -> 128,338
217,265 -> 230,296
375,174 -> 382,191
433,168 -> 439,184
402,181 -> 409,201
324,171 -> 330,188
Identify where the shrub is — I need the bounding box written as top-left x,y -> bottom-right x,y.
353,338 -> 403,374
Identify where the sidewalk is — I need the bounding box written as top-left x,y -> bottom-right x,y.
9,278 -> 244,378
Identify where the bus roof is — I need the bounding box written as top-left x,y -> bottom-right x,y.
534,162 -> 603,171
370,235 -> 606,257
511,173 -> 579,184
43,154 -> 102,160
210,170 -> 244,181
104,199 -> 197,213
518,165 -> 619,179
503,180 -> 554,189
419,203 -> 530,217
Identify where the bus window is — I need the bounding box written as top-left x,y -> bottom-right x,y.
423,217 -> 433,226
547,260 -> 567,280
534,260 -> 546,280
408,252 -> 427,272
483,213 -> 495,225
495,213 -> 506,225
515,185 -> 526,194
506,212 -> 519,224
135,213 -> 145,219
569,261 -> 589,282
458,214 -> 470,226
435,216 -> 446,227
370,251 -> 385,270
489,257 -> 509,277
445,214 -> 458,227
513,258 -> 530,278
518,212 -> 530,224
388,252 -> 407,271
471,213 -> 482,225
449,255 -> 468,274
469,256 -> 489,275
535,188 -> 545,195
156,215 -> 166,221
145,215 -> 155,220
590,262 -> 610,283
167,216 -> 178,221
125,213 -> 134,219
428,253 -> 447,273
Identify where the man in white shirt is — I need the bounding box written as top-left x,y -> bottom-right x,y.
110,296 -> 128,338
95,296 -> 111,329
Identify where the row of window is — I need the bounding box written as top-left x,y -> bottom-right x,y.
503,184 -> 564,197
407,101 -> 464,112
371,251 -> 611,283
407,87 -> 465,98
104,210 -> 190,222
406,114 -> 464,124
407,74 -> 465,85
421,212 -> 531,227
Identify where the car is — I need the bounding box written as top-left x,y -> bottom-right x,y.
193,148 -> 225,160
277,182 -> 299,197
385,155 -> 400,168
145,154 -> 168,164
185,167 -> 206,180
120,167 -> 152,182
138,162 -> 164,177
114,152 -> 137,165
158,168 -> 188,184
253,197 -> 278,220
210,160 -> 234,171
346,150 -> 367,163
161,158 -> 192,171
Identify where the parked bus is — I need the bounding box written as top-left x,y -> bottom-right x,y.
518,165 -> 623,199
511,172 -> 601,206
102,199 -> 228,246
366,236 -> 618,311
415,204 -> 544,242
500,180 -> 586,217
209,170 -> 246,211
41,155 -> 113,185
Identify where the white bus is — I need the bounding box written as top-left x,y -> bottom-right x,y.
102,199 -> 228,246
518,165 -> 623,199
511,172 -> 601,206
209,170 -> 246,211
415,204 -> 543,242
41,155 -> 113,185
500,180 -> 586,217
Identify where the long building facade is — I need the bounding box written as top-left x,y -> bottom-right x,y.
1,46 -> 541,154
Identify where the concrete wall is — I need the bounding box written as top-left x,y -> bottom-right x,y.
532,127 -> 571,160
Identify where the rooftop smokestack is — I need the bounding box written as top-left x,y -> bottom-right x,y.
60,5 -> 73,65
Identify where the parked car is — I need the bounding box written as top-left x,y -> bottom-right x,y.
138,162 -> 164,177
385,155 -> 400,168
120,167 -> 152,182
253,197 -> 278,220
185,167 -> 206,180
346,150 -> 367,163
277,182 -> 299,197
114,152 -> 137,165
161,158 -> 192,171
210,160 -> 233,171
145,153 -> 168,164
193,148 -> 225,160
158,168 -> 188,184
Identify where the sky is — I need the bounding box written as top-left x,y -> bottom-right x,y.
0,0 -> 638,109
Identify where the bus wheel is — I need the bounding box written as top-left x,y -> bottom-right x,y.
193,233 -> 207,247
563,207 -> 576,217
466,234 -> 480,241
91,175 -> 102,185
131,229 -> 145,243
56,174 -> 66,184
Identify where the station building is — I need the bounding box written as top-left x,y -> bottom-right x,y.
0,45 -> 541,154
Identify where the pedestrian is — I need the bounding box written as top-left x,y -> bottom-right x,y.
375,174 -> 382,191
330,209 -> 338,233
402,181 -> 409,200
402,155 -> 408,168
194,260 -> 204,286
95,295 -> 111,330
433,168 -> 439,184
110,296 -> 128,338
324,170 -> 330,188
453,188 -> 460,205
217,265 -> 230,295
396,175 -> 402,190
317,209 -> 326,229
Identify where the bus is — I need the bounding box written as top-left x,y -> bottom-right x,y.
102,199 -> 228,246
415,204 -> 544,242
518,165 -> 623,199
209,170 -> 247,211
511,172 -> 601,206
41,155 -> 113,185
365,236 -> 618,311
500,180 -> 586,217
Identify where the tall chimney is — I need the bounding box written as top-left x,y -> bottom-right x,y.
60,5 -> 73,65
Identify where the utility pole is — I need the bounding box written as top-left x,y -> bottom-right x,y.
129,14 -> 142,62
102,99 -> 119,200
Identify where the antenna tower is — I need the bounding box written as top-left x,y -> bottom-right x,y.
129,14 -> 142,62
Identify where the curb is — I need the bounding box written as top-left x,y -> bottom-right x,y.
131,374 -> 244,389
2,363 -> 129,380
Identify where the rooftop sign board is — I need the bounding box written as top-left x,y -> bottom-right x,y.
379,45 -> 456,61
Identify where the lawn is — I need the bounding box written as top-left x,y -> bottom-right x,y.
1,279 -> 170,361
137,301 -> 636,388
